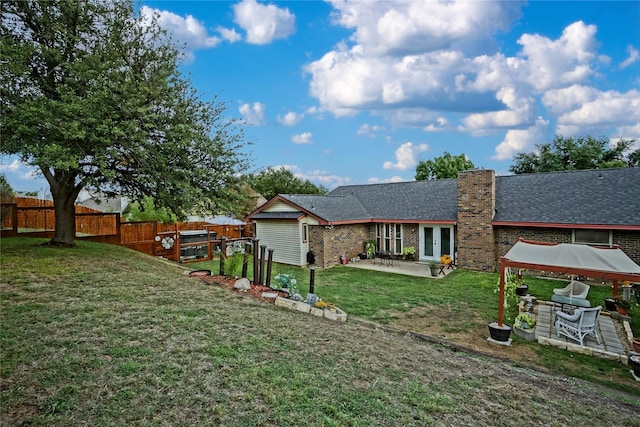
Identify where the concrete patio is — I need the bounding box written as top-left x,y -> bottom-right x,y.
342,258 -> 456,278
534,302 -> 628,362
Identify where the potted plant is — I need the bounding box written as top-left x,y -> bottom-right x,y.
513,270 -> 528,296
616,298 -> 631,315
604,297 -> 617,312
402,246 -> 416,261
364,240 -> 376,259
514,313 -> 536,329
427,261 -> 440,277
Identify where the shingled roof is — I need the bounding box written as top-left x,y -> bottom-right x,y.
328,179 -> 457,221
494,167 -> 640,226
256,168 -> 640,228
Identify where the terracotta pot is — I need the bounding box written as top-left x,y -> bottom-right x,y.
632,338 -> 640,353
616,305 -> 630,316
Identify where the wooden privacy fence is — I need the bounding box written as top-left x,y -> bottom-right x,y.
1,198 -> 251,263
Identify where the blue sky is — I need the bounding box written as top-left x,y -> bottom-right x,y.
2,0 -> 639,195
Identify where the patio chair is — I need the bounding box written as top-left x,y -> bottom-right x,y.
554,306 -> 602,346
553,280 -> 590,299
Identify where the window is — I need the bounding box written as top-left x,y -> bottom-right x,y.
573,229 -> 611,246
302,223 -> 308,243
376,223 -> 403,253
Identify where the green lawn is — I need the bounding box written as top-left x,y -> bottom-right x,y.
1,237 -> 639,426
194,255 -> 640,392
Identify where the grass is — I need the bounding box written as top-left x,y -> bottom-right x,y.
195,256 -> 640,393
1,237 -> 639,426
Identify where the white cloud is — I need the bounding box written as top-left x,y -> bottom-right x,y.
356,123 -> 385,137
302,1 -> 637,165
217,26 -> 242,43
277,111 -> 303,126
463,87 -> 535,131
492,117 -> 549,161
0,158 -> 22,173
423,116 -> 449,132
620,45 -> 640,69
239,102 -> 265,125
543,86 -> 640,133
280,164 -> 351,189
292,132 -> 313,144
382,142 -> 428,170
328,0 -> 521,56
517,21 -> 601,91
367,176 -> 407,184
140,6 -> 221,50
233,0 -> 296,45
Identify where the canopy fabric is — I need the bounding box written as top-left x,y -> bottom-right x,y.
503,240 -> 640,277
497,239 -> 640,327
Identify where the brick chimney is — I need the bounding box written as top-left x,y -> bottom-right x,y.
457,169 -> 495,272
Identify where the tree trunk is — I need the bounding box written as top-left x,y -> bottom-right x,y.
43,169 -> 82,246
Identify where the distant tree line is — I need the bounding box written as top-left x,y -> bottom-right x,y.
414,136 -> 638,181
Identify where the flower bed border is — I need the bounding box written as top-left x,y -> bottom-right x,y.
274,297 -> 347,321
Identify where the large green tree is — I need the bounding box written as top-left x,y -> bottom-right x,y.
415,152 -> 475,180
1,0 -> 249,246
247,167 -> 327,200
0,175 -> 15,203
510,135 -> 638,174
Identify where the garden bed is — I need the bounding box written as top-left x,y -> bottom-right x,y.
196,274 -> 289,303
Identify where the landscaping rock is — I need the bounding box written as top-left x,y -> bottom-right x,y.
234,278 -> 251,291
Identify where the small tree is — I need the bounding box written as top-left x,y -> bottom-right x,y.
415,152 -> 475,180
1,1 -> 249,246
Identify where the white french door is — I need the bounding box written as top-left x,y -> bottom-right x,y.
419,225 -> 453,262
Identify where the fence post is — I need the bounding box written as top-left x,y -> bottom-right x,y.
242,242 -> 252,278
309,267 -> 316,294
266,248 -> 274,287
252,238 -> 260,284
220,237 -> 227,276
258,245 -> 267,286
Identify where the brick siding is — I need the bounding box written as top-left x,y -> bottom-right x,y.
309,224 -> 370,268
456,169 -> 496,272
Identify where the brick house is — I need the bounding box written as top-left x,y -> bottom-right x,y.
245,168 -> 640,271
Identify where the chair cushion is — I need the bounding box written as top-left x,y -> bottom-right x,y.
556,310 -> 582,322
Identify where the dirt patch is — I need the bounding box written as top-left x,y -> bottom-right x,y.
386,304 -> 541,364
